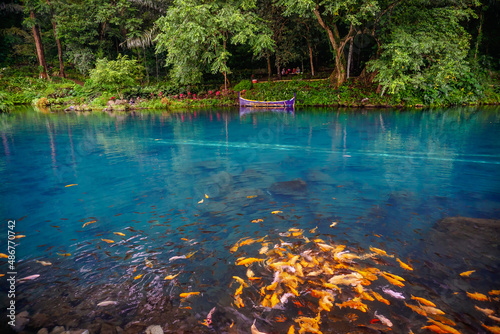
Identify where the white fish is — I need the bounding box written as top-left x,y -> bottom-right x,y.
206,307 -> 216,326
97,301 -> 118,307
280,292 -> 295,304
382,287 -> 405,299
169,255 -> 187,261
18,274 -> 40,282
374,311 -> 393,327
35,260 -> 52,266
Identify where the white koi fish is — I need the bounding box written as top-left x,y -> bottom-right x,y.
18,274 -> 40,282
374,311 -> 393,327
382,287 -> 405,299
97,301 -> 118,307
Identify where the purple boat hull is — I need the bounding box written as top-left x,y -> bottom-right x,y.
239,92 -> 295,108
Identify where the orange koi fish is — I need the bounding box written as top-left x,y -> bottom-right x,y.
467,291 -> 489,301
421,325 -> 450,334
234,295 -> 244,308
65,184 -> 78,187
380,272 -> 405,287
164,273 -> 179,280
14,235 -> 26,239
271,210 -> 283,214
482,323 -> 500,334
101,239 -> 115,244
420,305 -> 445,315
179,292 -> 200,298
404,302 -> 427,316
371,291 -> 390,305
236,257 -> 265,266
247,195 -> 258,199
369,246 -> 393,257
427,320 -> 461,334
411,295 -> 436,307
57,253 -> 71,257
82,220 -> 96,228
134,274 -> 143,280
113,232 -> 125,236
397,258 -> 413,271
233,276 -> 248,287
0,253 -> 8,258
489,290 -> 500,296
251,219 -> 263,223
459,270 -> 475,277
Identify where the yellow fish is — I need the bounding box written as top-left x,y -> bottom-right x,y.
309,226 -> 318,233
380,272 -> 405,287
474,305 -> 494,316
205,194 -> 209,198
82,220 -> 96,228
234,295 -> 244,308
271,210 -> 283,214
236,258 -> 265,266
14,235 -> 26,239
371,291 -> 390,305
179,292 -> 200,298
198,199 -> 204,204
0,274 -> 4,277
101,239 -> 115,244
235,284 -> 243,296
65,184 -> 78,187
397,258 -> 413,271
185,251 -> 197,259
460,270 -> 475,277
233,276 -> 248,287
369,246 -> 394,257
420,305 -> 445,315
57,253 -> 71,257
251,219 -> 264,223
405,302 -> 427,316
467,291 -> 489,301
0,253 -> 8,258
247,195 -> 257,199
134,274 -> 143,280
482,323 -> 500,334
164,273 -> 179,280
113,232 -> 126,236
427,320 -> 461,334
411,295 -> 436,307
489,290 -> 500,296
382,271 -> 405,282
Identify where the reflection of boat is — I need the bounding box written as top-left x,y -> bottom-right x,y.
239,92 -> 295,109
239,107 -> 295,117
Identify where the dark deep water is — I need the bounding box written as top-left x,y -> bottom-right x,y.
1,106 -> 499,333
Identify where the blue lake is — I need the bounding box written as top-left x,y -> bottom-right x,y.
1,106 -> 499,333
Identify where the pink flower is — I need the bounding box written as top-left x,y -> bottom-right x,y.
188,91 -> 191,96
216,91 -> 220,96
242,89 -> 245,93
112,96 -> 115,99
209,90 -> 212,94
193,94 -> 196,98
180,93 -> 183,98
174,95 -> 178,99
159,92 -> 163,96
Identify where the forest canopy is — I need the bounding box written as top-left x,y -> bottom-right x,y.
0,0 -> 499,107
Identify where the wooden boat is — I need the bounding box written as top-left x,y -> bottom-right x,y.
239,92 -> 295,108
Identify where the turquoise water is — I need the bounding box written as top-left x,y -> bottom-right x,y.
1,107 -> 500,333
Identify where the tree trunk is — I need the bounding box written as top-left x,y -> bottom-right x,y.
31,11 -> 49,80
347,37 -> 354,79
46,0 -> 64,78
307,39 -> 314,76
52,21 -> 65,78
313,7 -> 353,87
474,10 -> 483,60
276,59 -> 281,80
267,55 -> 272,80
143,47 -> 149,84
155,53 -> 159,81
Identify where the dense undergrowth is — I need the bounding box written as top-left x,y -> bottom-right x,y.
0,65 -> 499,113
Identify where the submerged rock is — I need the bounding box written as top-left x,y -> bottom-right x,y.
14,311 -> 29,332
269,178 -> 307,196
145,325 -> 163,334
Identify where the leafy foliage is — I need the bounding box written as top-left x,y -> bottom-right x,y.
88,54 -> 144,99
233,79 -> 252,91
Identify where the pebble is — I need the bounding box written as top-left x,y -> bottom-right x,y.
145,325 -> 163,334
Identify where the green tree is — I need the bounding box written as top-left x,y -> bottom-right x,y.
88,54 -> 144,99
276,0 -> 382,86
155,0 -> 274,89
367,0 -> 478,101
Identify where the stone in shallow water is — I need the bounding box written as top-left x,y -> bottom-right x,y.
50,326 -> 65,334
269,178 -> 307,196
145,325 -> 163,334
37,329 -> 49,334
14,311 -> 29,332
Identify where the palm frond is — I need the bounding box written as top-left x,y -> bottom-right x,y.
0,3 -> 24,13
121,26 -> 159,49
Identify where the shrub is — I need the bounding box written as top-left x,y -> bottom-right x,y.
35,97 -> 49,107
233,79 -> 252,92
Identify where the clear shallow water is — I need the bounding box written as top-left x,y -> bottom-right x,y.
1,106 -> 500,333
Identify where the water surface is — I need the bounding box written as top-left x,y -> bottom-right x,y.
1,106 -> 499,333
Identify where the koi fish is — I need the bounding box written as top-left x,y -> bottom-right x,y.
0,253 -> 9,258
236,257 -> 265,266
330,222 -> 337,227
233,276 -> 248,287
411,295 -> 436,307
97,301 -> 118,307
179,292 -> 200,298
235,295 -> 244,308
35,260 -> 52,266
65,184 -> 78,187
467,291 -> 489,301
144,258 -> 153,268
427,320 -> 461,334
113,232 -> 126,236
489,315 -> 500,323
169,255 -> 186,261
380,272 -> 405,287
247,195 -> 258,199
14,235 -> 26,239
382,287 -> 405,299
271,211 -> 283,214
57,253 -> 71,257
251,320 -> 267,334
309,226 -> 318,233
374,311 -> 393,327
101,239 -> 115,244
405,302 -> 427,316
336,298 -> 368,312
18,274 -> 40,282
198,199 -> 204,204
421,324 -> 449,333
482,323 -> 500,334
251,219 -> 264,223
371,291 -> 390,305
489,290 -> 500,295
459,270 -> 475,277
82,220 -> 96,228
397,258 -> 413,271
164,273 -> 179,280
205,194 -> 209,198
134,274 -> 143,280
369,246 -> 393,257
420,305 -> 445,315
